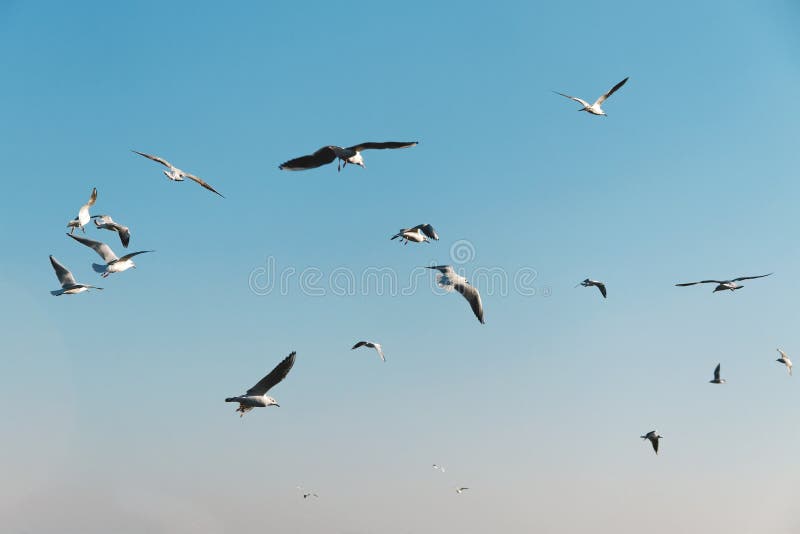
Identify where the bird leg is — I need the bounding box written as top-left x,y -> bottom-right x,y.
236,404 -> 253,417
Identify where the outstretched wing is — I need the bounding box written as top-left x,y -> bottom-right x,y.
117,225 -> 131,248
426,265 -> 455,276
675,280 -> 723,287
732,273 -> 773,282
714,363 -> 721,381
553,92 -> 591,108
132,150 -> 172,168
67,233 -> 118,263
49,255 -> 76,288
279,147 -> 337,171
86,187 -> 98,207
595,282 -> 607,298
183,172 -> 225,198
415,223 -> 439,240
119,250 -> 154,263
595,77 -> 629,105
352,341 -> 368,350
454,281 -> 484,324
348,141 -> 418,152
246,351 -> 297,396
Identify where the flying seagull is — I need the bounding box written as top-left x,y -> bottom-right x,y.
351,341 -> 386,362
455,487 -> 470,494
279,141 -> 418,172
132,150 -> 224,197
391,223 -> 439,244
776,349 -> 792,376
49,255 -> 102,296
225,351 -> 296,417
427,265 -> 484,324
675,273 -> 773,293
577,278 -> 607,298
303,492 -> 318,499
554,77 -> 629,116
92,215 -> 130,248
67,233 -> 153,278
709,363 -> 726,384
432,464 -> 445,473
66,187 -> 97,234
641,430 -> 662,455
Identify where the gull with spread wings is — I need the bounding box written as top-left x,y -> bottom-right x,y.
67,233 -> 153,278
279,141 -> 418,172
427,265 -> 484,324
225,351 -> 296,417
48,255 -> 102,296
675,273 -> 772,293
132,150 -> 224,197
351,341 -> 386,362
577,278 -> 607,298
92,215 -> 131,248
391,223 -> 439,244
554,77 -> 629,116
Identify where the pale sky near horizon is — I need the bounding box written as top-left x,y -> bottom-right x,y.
2,1 -> 800,533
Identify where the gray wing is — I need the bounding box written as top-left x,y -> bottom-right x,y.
714,363 -> 721,381
732,273 -> 773,282
553,92 -> 591,108
86,187 -> 98,207
116,225 -> 131,248
132,150 -> 173,168
415,223 -> 439,240
246,351 -> 297,396
348,141 -> 418,152
454,281 -> 484,324
352,341 -> 368,350
119,250 -> 154,262
675,280 -> 723,286
67,233 -> 118,262
279,147 -> 337,170
596,282 -> 607,298
183,172 -> 225,198
595,77 -> 629,105
49,255 -> 76,288
426,265 -> 455,276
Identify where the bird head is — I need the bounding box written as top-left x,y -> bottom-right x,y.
265,396 -> 280,407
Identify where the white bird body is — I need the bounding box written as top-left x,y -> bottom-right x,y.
777,349 -> 792,375
66,187 -> 97,234
67,233 -> 153,278
554,77 -> 629,116
391,224 -> 439,245
226,352 -> 296,416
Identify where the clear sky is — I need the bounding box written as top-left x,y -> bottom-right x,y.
1,1 -> 799,532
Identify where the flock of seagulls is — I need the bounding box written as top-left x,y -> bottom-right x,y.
46,75 -> 789,502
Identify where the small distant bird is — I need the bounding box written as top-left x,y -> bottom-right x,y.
641,430 -> 662,455
391,223 -> 439,244
432,464 -> 445,473
577,278 -> 607,298
279,141 -> 418,172
554,77 -> 629,116
132,150 -> 224,197
776,349 -> 792,376
48,255 -> 102,296
66,187 -> 97,234
296,486 -> 318,499
67,233 -> 153,278
225,351 -> 296,417
92,215 -> 131,248
455,487 -> 470,494
427,265 -> 484,324
709,363 -> 726,384
675,273 -> 773,293
351,341 -> 386,362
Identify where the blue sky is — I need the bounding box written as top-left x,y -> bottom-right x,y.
1,1 -> 800,532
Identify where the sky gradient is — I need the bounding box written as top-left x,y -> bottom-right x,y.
2,1 -> 800,532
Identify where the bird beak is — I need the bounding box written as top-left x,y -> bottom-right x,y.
274,404 -> 280,407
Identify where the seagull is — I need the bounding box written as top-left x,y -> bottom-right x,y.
709,363 -> 726,384
225,351 -> 296,417
391,223 -> 439,244
641,430 -> 662,455
92,215 -> 131,248
675,273 -> 773,293
577,278 -> 607,298
67,233 -> 153,278
427,265 -> 484,324
776,349 -> 792,376
49,255 -> 103,296
279,141 -> 418,172
455,487 -> 470,494
66,187 -> 97,234
132,150 -> 224,197
432,464 -> 445,473
296,486 -> 318,499
351,341 -> 386,362
554,77 -> 629,116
